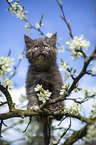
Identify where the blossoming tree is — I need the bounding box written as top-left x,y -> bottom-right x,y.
0,0 -> 96,145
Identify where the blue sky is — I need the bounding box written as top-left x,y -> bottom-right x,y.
0,0 -> 96,88
0,1 -> 96,144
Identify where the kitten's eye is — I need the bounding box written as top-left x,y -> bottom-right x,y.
34,46 -> 38,51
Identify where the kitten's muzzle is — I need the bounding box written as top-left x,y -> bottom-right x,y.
37,50 -> 48,57
38,54 -> 45,60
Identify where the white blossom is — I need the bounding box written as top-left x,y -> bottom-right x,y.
7,68 -> 12,73
67,103 -> 84,115
85,122 -> 96,143
64,72 -> 71,81
17,5 -> 23,11
24,22 -> 29,29
19,55 -> 23,60
34,84 -> 52,103
0,56 -> 14,90
60,84 -> 67,95
66,35 -> 90,60
93,88 -> 96,95
58,37 -> 62,40
10,2 -> 18,14
92,64 -> 96,73
34,84 -> 43,92
36,23 -> 40,29
36,23 -> 43,29
28,30 -> 32,34
58,45 -> 65,52
16,11 -> 24,21
45,32 -> 53,38
10,2 -> 27,21
8,0 -> 13,2
2,78 -> 13,90
59,0 -> 62,7
83,89 -> 92,97
89,102 -> 96,118
59,61 -> 69,71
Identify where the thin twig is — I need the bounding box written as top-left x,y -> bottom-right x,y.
0,84 -> 15,111
23,116 -> 32,133
2,120 -> 23,132
0,101 -> 7,106
86,71 -> 96,76
40,47 -> 96,109
0,120 -> 7,137
66,94 -> 95,104
62,124 -> 87,145
56,0 -> 73,38
6,0 -> 47,38
9,46 -> 26,80
57,116 -> 67,126
0,120 -> 3,137
57,117 -> 71,144
67,47 -> 96,95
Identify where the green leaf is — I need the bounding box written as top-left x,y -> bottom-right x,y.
6,8 -> 10,12
60,14 -> 65,20
67,83 -> 70,88
41,13 -> 44,19
39,13 -> 44,25
60,58 -> 64,63
77,88 -> 82,91
68,21 -> 70,27
70,67 -> 73,71
73,69 -> 77,73
16,0 -> 18,3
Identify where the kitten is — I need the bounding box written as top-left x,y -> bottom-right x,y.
24,33 -> 64,145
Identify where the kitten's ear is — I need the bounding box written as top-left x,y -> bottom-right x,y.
50,33 -> 57,42
47,33 -> 57,47
24,35 -> 34,49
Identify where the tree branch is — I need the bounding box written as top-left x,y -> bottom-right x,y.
0,84 -> 15,111
0,120 -> 3,137
0,101 -> 7,106
9,46 -> 26,80
56,0 -> 73,38
0,108 -> 94,125
57,117 -> 71,144
68,47 -> 96,95
86,71 -> 96,76
62,124 -> 87,145
6,0 -> 47,38
66,94 -> 95,104
0,109 -> 38,120
40,47 -> 96,111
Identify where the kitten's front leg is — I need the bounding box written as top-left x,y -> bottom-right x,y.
26,86 -> 39,110
51,85 -> 64,120
52,85 -> 64,107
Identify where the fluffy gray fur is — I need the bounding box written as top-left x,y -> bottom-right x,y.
24,33 -> 64,145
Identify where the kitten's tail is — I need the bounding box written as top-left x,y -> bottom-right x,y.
42,116 -> 51,145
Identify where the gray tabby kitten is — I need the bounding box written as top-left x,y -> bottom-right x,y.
24,33 -> 64,145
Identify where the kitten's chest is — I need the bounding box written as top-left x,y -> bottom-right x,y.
36,73 -> 50,82
27,67 -> 53,90
37,74 -> 52,91
34,72 -> 53,91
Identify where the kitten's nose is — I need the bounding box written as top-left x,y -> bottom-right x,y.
40,49 -> 43,52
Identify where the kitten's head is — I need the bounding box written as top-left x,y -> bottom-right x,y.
24,33 -> 57,67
